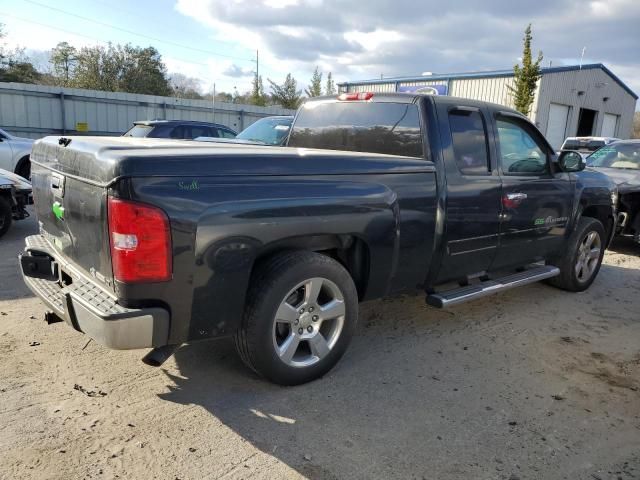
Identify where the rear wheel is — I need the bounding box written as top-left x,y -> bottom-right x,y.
235,251 -> 358,385
0,196 -> 12,239
16,156 -> 30,180
548,217 -> 605,292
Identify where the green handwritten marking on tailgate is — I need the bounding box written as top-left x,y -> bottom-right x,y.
52,201 -> 65,220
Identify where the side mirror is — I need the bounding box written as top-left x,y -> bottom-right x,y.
557,150 -> 585,172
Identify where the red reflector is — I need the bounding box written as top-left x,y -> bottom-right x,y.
107,197 -> 172,283
338,92 -> 374,101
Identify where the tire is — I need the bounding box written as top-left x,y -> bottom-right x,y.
16,156 -> 30,181
547,217 -> 606,292
0,196 -> 12,239
235,251 -> 358,385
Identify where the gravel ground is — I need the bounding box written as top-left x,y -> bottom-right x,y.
1,213 -> 639,480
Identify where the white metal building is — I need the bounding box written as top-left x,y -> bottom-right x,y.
338,64 -> 638,149
0,82 -> 294,139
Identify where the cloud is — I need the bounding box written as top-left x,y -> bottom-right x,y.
222,63 -> 254,77
175,0 -> 640,97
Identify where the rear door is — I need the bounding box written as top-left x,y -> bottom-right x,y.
492,112 -> 573,269
434,103 -> 503,283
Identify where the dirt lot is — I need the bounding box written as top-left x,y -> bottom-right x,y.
1,213 -> 639,480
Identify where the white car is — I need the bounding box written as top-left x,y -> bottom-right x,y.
0,128 -> 34,179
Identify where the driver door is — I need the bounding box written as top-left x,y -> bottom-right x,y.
492,113 -> 573,269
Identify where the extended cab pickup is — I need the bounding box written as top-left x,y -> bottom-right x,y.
20,93 -> 617,385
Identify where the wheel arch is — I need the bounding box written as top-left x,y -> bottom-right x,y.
579,204 -> 615,245
252,234 -> 371,301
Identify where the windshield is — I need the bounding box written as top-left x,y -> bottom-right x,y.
237,117 -> 292,145
563,139 -> 606,152
587,144 -> 640,170
123,125 -> 153,137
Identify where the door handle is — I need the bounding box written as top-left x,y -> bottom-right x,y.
506,192 -> 527,201
502,192 -> 527,209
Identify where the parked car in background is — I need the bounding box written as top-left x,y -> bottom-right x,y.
561,136 -> 620,157
587,140 -> 640,243
20,94 -> 616,385
0,128 -> 34,179
123,120 -> 237,140
234,115 -> 293,145
0,168 -> 32,238
196,116 -> 294,146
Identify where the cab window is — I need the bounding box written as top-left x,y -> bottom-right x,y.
496,117 -> 548,175
448,110 -> 490,175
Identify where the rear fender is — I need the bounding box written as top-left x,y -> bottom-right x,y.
189,178 -> 399,341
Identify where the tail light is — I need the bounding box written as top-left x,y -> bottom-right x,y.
338,92 -> 374,101
107,197 -> 172,283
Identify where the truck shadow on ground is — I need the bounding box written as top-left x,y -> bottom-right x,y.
0,212 -> 37,302
158,262 -> 640,480
609,236 -> 640,256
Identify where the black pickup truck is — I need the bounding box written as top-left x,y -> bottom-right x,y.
20,93 -> 617,385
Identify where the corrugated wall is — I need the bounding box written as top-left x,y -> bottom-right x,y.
0,82 -> 295,139
536,69 -> 636,140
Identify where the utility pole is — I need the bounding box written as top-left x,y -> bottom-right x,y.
256,49 -> 259,79
212,83 -> 216,122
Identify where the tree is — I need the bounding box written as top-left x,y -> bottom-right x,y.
50,42 -> 77,86
250,74 -> 266,106
305,66 -> 322,97
325,72 -> 335,95
170,73 -> 203,99
0,23 -> 41,84
72,43 -> 172,96
508,24 -> 543,116
119,45 -> 172,96
268,73 -> 302,109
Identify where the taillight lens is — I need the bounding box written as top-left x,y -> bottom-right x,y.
107,197 -> 172,283
338,92 -> 374,101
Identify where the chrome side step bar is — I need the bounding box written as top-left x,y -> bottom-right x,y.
426,265 -> 560,308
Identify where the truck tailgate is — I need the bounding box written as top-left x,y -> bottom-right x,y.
30,139 -> 113,290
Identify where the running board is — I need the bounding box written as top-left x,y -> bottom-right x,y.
426,266 -> 560,308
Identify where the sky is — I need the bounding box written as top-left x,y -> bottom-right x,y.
1,0 -> 639,102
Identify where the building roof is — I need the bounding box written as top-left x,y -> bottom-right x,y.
337,63 -> 638,100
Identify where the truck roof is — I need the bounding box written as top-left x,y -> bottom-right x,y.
303,92 -> 527,118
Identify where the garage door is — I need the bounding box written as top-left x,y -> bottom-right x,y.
546,103 -> 570,150
601,113 -> 619,137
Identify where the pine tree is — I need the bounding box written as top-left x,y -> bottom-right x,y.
305,66 -> 322,97
509,24 -> 543,116
325,72 -> 335,95
250,74 -> 266,106
268,73 -> 302,109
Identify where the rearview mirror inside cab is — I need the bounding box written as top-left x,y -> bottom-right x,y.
558,150 -> 585,172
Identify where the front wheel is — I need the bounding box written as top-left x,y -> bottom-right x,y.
235,251 -> 358,385
548,217 -> 606,292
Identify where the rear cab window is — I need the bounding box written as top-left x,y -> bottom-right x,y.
288,101 -> 424,158
123,125 -> 153,137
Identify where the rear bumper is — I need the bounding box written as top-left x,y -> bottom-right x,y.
20,234 -> 170,350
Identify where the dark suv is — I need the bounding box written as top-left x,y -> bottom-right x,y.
123,120 -> 237,140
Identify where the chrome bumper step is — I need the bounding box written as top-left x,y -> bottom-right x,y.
426,265 -> 560,308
